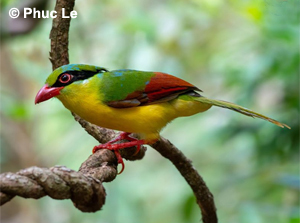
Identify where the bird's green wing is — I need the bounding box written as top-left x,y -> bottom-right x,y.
99,69 -> 201,108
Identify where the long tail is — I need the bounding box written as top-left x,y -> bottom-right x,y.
196,97 -> 290,129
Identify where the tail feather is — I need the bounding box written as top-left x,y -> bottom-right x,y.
196,97 -> 290,129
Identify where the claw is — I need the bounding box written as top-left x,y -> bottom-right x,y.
93,145 -> 124,174
118,133 -> 141,156
114,150 -> 125,174
92,132 -> 146,174
132,144 -> 141,156
92,145 -> 100,153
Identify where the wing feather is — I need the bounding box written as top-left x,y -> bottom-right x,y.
107,71 -> 201,108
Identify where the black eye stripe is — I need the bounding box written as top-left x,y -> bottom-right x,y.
51,69 -> 108,87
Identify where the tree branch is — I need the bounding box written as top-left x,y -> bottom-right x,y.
153,138 -> 217,223
49,0 -> 74,69
1,0 -> 218,222
0,150 -> 115,212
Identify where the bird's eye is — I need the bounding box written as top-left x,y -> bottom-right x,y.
98,68 -> 108,73
59,74 -> 72,83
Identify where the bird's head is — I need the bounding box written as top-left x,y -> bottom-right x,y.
35,64 -> 108,104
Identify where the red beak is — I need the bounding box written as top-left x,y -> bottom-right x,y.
35,85 -> 64,104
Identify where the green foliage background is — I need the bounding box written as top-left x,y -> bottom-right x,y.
1,0 -> 299,223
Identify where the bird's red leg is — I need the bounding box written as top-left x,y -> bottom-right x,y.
92,132 -> 146,174
116,133 -> 142,155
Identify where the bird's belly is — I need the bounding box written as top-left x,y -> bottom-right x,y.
61,97 -> 176,138
93,105 -> 174,133
58,92 -> 210,140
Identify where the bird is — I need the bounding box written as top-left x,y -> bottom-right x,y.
35,64 -> 290,173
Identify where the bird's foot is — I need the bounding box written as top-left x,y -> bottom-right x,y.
92,132 -> 145,174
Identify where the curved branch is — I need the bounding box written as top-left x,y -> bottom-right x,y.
0,138 -> 217,220
0,150 -> 116,212
153,138 -> 218,223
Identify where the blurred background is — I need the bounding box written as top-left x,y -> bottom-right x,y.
0,0 -> 299,222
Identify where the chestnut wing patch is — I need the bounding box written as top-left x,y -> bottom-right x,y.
107,72 -> 201,108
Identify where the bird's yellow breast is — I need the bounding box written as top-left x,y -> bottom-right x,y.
56,81 -> 173,140
56,80 -> 211,140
